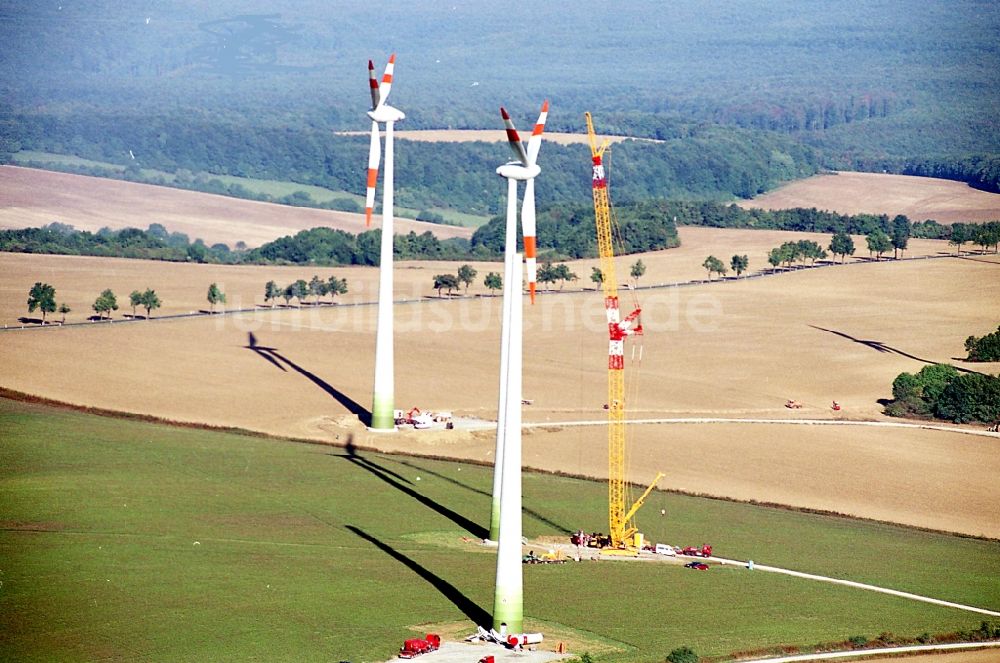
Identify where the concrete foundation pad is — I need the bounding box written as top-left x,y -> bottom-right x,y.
384,640 -> 573,662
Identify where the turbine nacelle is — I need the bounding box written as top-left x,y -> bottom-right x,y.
496,162 -> 541,181
368,104 -> 406,124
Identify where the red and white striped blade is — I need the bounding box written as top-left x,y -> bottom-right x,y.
500,107 -> 529,166
368,60 -> 380,109
526,100 -> 548,166
523,178 -> 537,304
378,54 -> 396,104
365,121 -> 380,227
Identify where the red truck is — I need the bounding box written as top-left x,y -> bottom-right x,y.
398,633 -> 441,658
680,544 -> 712,558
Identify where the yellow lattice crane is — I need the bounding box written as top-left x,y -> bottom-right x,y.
586,112 -> 664,551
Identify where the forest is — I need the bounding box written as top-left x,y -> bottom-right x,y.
1,0 -> 998,214
6,210 -> 989,267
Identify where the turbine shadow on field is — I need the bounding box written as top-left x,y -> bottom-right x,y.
809,326 -> 979,374
346,524 -> 491,627
333,444 -> 489,539
393,458 -> 573,535
245,332 -> 372,425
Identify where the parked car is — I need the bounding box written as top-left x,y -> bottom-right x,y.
684,561 -> 709,571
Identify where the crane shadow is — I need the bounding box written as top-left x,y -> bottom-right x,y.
346,525 -> 490,627
245,332 -> 372,426
394,458 -> 573,535
809,326 -> 979,374
332,444 -> 489,540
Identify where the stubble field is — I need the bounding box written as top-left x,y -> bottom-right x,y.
2,243 -> 998,538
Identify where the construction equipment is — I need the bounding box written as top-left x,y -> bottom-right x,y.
586,112 -> 664,550
398,633 -> 440,658
680,544 -> 713,558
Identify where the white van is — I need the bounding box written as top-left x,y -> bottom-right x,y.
654,544 -> 676,556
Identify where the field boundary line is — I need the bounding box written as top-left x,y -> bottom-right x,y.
737,640 -> 1000,662
523,417 -> 1000,439
710,556 -> 1000,618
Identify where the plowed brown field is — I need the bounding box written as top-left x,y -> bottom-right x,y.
740,171 -> 1000,223
2,245 -> 998,538
0,165 -> 472,247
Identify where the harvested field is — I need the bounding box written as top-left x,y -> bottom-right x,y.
740,171 -> 1000,224
0,165 -> 472,247
2,249 -> 998,538
0,226 -> 955,325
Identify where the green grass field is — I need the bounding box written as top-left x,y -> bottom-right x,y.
1,397 -> 997,662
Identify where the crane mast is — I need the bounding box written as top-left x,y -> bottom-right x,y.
586,112 -> 663,550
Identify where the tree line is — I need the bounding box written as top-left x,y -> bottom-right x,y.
5,217 -> 997,272
25,282 -> 161,324
886,364 -> 999,425
262,275 -> 348,307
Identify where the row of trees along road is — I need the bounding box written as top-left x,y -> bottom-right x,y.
701,255 -> 750,280
26,282 -> 161,324
432,265 -> 481,297
262,275 -> 348,308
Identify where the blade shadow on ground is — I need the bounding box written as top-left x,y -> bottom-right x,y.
809,326 -> 981,374
346,524 -> 491,627
244,332 -> 372,425
393,458 -> 573,535
332,442 -> 488,540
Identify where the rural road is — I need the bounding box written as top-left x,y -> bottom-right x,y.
708,556 -> 1000,617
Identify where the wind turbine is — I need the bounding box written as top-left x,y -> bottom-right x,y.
365,54 -> 404,431
489,101 -> 547,636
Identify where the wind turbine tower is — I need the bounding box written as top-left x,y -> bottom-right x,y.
490,101 -> 547,635
365,55 -> 403,431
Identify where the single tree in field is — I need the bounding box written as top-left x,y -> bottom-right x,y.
281,284 -> 294,306
730,254 -> 749,278
829,231 -> 855,263
484,271 -> 502,295
206,283 -> 226,312
92,288 -> 118,320
27,282 -> 57,324
327,275 -> 348,300
129,290 -> 143,318
554,263 -> 577,289
457,264 -> 478,293
767,248 -> 782,272
140,289 -> 161,318
58,302 -> 70,324
433,273 -> 460,298
702,255 -> 726,280
630,259 -> 646,287
866,229 -> 892,261
891,215 -> 910,259
264,280 -> 280,308
949,223 -> 970,255
537,260 -> 558,292
309,275 -> 326,304
290,279 -> 309,306
590,267 -> 604,287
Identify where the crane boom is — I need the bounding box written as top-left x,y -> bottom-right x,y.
586,112 -> 661,549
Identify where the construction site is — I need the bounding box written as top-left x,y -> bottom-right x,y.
3,11 -> 1000,662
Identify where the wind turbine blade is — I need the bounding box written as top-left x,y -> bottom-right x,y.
368,60 -> 380,109
526,100 -> 548,166
522,177 -> 538,304
500,107 -> 529,166
378,53 -> 396,103
365,120 -> 381,227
